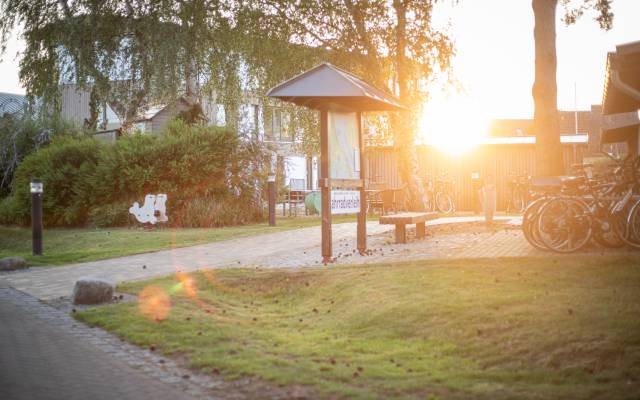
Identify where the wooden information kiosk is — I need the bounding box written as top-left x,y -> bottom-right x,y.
267,63 -> 406,263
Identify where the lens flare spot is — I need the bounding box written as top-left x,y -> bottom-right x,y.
176,272 -> 198,299
138,285 -> 171,321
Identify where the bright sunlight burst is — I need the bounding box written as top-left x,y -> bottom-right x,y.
418,92 -> 490,155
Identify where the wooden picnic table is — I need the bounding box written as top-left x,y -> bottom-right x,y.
379,212 -> 439,244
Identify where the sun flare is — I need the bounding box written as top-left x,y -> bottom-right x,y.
419,93 -> 490,155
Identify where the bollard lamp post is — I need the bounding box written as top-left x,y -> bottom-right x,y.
268,174 -> 276,227
30,180 -> 43,255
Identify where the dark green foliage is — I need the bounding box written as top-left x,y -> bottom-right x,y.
175,103 -> 206,125
0,120 -> 269,227
0,112 -> 83,198
2,136 -> 103,226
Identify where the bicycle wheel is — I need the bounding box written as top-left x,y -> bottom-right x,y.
614,198 -> 640,248
522,197 -> 549,251
423,193 -> 434,212
537,197 -> 592,253
513,191 -> 526,213
435,192 -> 453,213
592,210 -> 625,248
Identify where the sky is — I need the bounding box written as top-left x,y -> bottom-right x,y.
429,0 -> 640,118
0,1 -> 638,120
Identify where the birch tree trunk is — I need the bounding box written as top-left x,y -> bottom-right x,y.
393,0 -> 428,210
532,0 -> 564,176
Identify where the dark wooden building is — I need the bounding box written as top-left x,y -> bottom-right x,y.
366,140 -> 586,211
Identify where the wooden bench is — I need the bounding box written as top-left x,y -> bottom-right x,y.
379,212 -> 439,244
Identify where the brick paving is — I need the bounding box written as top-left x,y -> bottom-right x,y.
0,216 -> 514,301
0,284 -> 201,400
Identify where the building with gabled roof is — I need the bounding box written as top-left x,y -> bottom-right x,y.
0,92 -> 28,117
600,40 -> 640,155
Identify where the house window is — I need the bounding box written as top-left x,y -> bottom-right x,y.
264,107 -> 293,142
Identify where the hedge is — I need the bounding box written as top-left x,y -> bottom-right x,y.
0,120 -> 270,227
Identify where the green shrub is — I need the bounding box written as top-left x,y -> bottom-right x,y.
87,201 -> 134,228
4,136 -> 103,226
1,119 -> 270,228
0,112 -> 85,198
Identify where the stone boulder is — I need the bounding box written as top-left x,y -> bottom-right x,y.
72,278 -> 114,305
0,256 -> 27,271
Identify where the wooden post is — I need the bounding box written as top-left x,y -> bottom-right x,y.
268,175 -> 276,226
31,180 -> 43,256
416,222 -> 425,239
357,111 -> 367,254
395,223 -> 406,244
320,109 -> 332,263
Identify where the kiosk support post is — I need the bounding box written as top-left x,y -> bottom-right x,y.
357,111 -> 367,254
320,109 -> 332,263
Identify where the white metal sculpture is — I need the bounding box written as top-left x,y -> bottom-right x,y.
129,194 -> 168,224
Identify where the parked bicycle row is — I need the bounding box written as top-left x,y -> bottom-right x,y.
522,153 -> 640,253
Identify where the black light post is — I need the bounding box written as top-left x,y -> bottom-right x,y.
268,174 -> 276,226
30,180 -> 43,255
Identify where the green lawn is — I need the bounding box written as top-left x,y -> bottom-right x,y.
77,255 -> 640,399
0,215 -> 356,266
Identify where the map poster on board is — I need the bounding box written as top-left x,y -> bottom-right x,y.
328,111 -> 360,180
331,190 -> 361,214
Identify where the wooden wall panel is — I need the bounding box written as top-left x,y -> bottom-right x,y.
365,144 -> 587,211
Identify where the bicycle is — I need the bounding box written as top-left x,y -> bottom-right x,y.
529,154 -> 639,253
506,174 -> 531,213
423,174 -> 456,214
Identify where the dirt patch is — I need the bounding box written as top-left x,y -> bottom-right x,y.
46,292 -> 137,314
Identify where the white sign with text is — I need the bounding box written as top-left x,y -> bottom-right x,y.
331,190 -> 361,214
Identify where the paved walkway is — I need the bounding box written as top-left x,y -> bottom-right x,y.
0,285 -> 197,400
0,216 -> 518,300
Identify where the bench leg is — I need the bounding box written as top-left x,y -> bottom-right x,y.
416,222 -> 425,239
395,223 -> 406,244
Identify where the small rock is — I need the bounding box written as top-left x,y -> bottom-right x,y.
72,278 -> 114,305
0,256 -> 27,271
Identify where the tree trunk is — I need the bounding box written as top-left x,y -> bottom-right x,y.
532,0 -> 564,176
393,0 -> 428,211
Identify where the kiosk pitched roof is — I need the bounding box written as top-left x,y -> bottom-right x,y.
266,63 -> 406,112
